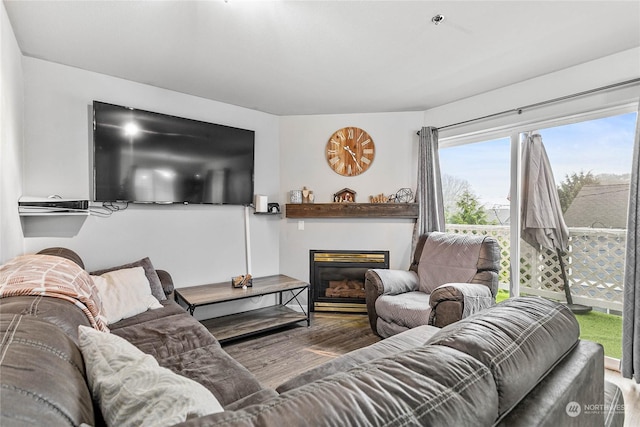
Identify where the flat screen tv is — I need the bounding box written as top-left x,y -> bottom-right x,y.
92,101 -> 255,205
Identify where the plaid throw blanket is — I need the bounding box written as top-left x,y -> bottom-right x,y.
0,254 -> 109,332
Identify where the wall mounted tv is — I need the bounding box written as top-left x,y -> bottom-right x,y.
92,101 -> 255,205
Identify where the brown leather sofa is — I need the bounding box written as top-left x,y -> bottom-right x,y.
0,249 -> 623,427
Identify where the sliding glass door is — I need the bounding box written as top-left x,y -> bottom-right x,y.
439,110 -> 638,359
520,112 -> 636,359
520,113 -> 636,310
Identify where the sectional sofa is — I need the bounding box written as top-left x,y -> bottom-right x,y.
0,248 -> 624,426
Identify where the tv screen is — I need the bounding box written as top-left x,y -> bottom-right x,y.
92,101 -> 255,205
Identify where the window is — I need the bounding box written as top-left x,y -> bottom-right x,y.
439,110 -> 638,359
524,113 -> 636,308
440,137 -> 512,285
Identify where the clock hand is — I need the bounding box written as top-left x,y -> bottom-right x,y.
343,146 -> 358,162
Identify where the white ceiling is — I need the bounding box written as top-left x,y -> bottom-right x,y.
4,1 -> 640,116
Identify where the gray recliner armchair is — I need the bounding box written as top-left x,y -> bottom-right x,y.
365,231 -> 501,338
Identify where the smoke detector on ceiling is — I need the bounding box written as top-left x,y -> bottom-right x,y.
432,14 -> 445,25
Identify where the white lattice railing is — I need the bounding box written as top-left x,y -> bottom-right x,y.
445,224 -> 626,312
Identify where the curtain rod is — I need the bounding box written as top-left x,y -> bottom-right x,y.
417,77 -> 640,135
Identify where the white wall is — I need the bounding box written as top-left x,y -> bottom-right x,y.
278,112 -> 423,283
0,3 -> 24,263
21,58 -> 281,293
424,47 -> 640,143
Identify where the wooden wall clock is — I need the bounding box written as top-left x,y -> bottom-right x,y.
325,127 -> 375,176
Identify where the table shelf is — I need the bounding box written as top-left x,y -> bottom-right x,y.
201,305 -> 307,343
174,274 -> 309,343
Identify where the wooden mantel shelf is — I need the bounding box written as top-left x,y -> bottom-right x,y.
285,203 -> 419,219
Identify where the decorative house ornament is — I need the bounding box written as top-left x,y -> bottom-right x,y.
325,127 -> 375,176
334,188 -> 357,203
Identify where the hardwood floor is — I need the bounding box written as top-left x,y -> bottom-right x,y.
224,312 -> 640,425
223,312 -> 379,389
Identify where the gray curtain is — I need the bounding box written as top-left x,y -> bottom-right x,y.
622,103 -> 640,382
412,126 -> 445,253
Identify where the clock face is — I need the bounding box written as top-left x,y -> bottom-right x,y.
325,127 -> 375,176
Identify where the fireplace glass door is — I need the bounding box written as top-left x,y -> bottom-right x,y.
310,250 -> 389,312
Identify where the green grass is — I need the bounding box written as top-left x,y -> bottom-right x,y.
495,290 -> 622,359
496,289 -> 509,303
574,311 -> 622,359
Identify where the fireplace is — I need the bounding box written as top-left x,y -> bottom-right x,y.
310,250 -> 389,312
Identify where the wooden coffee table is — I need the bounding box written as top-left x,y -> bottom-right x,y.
174,274 -> 309,343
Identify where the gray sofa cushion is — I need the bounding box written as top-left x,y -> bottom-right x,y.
0,295 -> 92,343
375,291 -> 431,329
426,296 -> 580,416
417,232 -> 484,293
176,345 -> 500,427
110,299 -> 265,407
37,247 -> 85,269
109,300 -> 219,359
0,314 -> 95,427
277,324 -> 439,393
496,340 -> 604,427
106,298 -> 186,330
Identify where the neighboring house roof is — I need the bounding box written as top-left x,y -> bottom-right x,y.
563,184 -> 630,228
486,207 -> 511,225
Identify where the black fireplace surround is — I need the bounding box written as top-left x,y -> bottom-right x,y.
310,250 -> 389,312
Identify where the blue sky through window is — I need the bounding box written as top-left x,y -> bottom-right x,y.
439,112 -> 638,208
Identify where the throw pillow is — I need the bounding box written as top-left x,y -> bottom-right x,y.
78,325 -> 223,427
91,257 -> 166,301
91,267 -> 163,324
